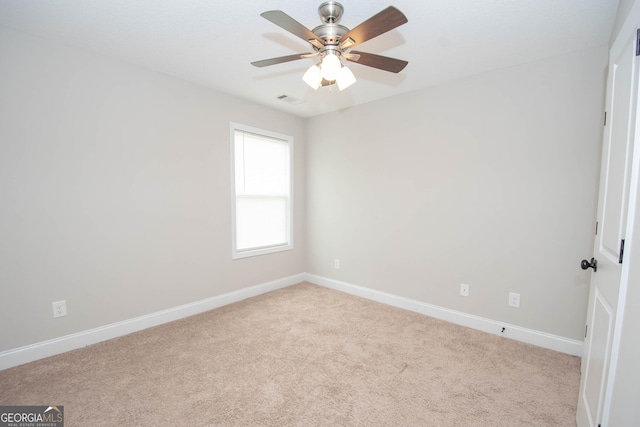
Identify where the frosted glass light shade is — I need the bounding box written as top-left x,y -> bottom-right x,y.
302,64 -> 322,89
321,53 -> 341,81
336,66 -> 356,90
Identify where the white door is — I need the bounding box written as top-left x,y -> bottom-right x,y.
576,24 -> 638,427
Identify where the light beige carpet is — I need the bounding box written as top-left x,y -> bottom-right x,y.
0,282 -> 580,426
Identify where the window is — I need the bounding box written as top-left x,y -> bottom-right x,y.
231,123 -> 293,259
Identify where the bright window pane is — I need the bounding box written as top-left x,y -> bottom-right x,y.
236,197 -> 287,250
231,123 -> 293,258
237,133 -> 289,195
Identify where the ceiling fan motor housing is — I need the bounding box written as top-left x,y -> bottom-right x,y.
314,2 -> 348,46
312,24 -> 349,46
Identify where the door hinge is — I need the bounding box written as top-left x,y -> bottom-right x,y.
619,239 -> 625,264
637,28 -> 640,56
585,324 -> 588,338
604,111 -> 607,126
595,221 -> 598,235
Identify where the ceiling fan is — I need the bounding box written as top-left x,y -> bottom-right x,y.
251,1 -> 408,91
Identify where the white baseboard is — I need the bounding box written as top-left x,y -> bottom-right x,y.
0,273 -> 305,371
0,272 -> 582,371
304,274 -> 583,357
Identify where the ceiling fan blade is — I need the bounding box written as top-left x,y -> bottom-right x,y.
261,10 -> 325,48
346,51 -> 408,73
339,6 -> 407,49
251,53 -> 312,68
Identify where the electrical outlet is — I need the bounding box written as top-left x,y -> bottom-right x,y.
508,292 -> 520,308
52,300 -> 67,318
460,284 -> 469,297
334,259 -> 340,269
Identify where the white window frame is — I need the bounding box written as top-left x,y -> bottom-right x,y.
230,122 -> 294,259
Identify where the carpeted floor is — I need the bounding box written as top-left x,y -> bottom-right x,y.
0,282 -> 580,426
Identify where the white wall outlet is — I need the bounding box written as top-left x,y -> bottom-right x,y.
334,259 -> 340,269
52,300 -> 67,318
508,292 -> 521,308
460,284 -> 469,297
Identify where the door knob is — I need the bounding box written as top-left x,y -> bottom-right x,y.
581,258 -> 597,272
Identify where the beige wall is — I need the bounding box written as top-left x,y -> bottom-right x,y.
0,27 -> 306,352
0,23 -> 609,353
306,47 -> 607,340
611,0 -> 636,43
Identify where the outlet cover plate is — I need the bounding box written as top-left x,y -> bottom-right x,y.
508,292 -> 520,308
52,300 -> 67,318
460,284 -> 469,297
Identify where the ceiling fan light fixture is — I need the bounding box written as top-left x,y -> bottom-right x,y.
320,52 -> 341,81
336,65 -> 356,90
303,64 -> 322,89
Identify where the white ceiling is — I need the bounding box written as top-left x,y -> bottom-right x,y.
0,0 -> 619,118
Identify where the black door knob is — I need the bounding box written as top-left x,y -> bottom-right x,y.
581,258 -> 597,272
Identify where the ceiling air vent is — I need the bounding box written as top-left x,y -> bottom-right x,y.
277,94 -> 304,105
